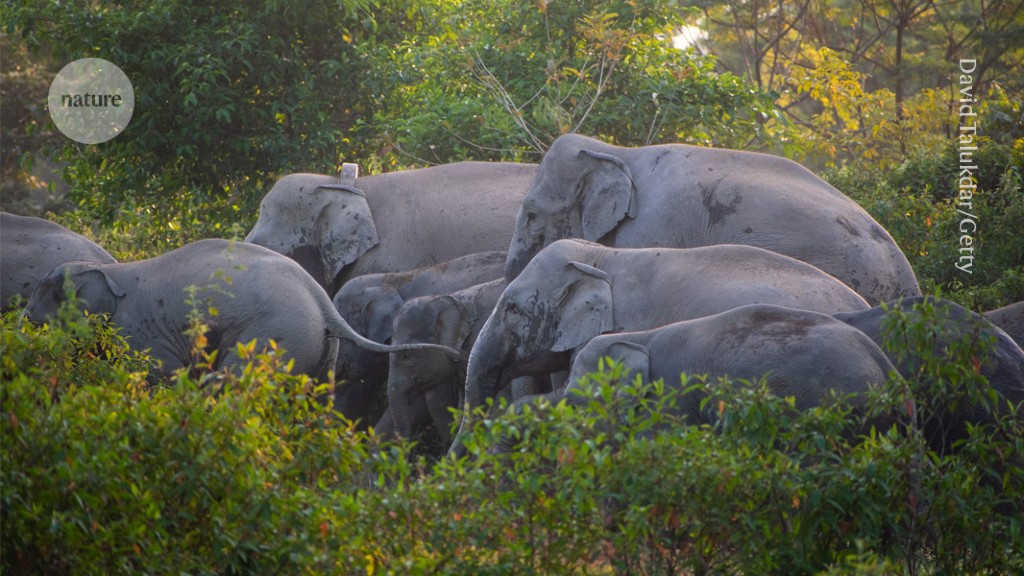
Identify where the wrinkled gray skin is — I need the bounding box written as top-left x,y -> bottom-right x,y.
834,296 -> 1024,454
387,278 -> 506,444
245,162 -> 537,294
506,133 -> 920,305
1,212 -> 116,309
985,301 -> 1024,348
23,240 -> 459,380
451,239 -> 871,455
564,304 -> 900,433
332,251 -> 505,424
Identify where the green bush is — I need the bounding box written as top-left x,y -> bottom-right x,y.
827,139 -> 1024,309
3,298 -> 1022,575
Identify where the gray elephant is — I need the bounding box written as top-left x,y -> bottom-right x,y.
245,162 -> 536,294
451,239 -> 871,454
1,212 -> 116,309
985,301 -> 1023,347
332,251 -> 505,424
23,239 -> 459,381
505,133 -> 920,305
833,296 -> 1024,454
386,278 -> 509,444
563,304 -> 900,433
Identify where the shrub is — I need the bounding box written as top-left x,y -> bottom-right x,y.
3,298 -> 1022,574
828,138 -> 1024,308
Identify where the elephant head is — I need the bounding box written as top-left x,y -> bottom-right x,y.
388,295 -> 474,442
567,340 -> 651,400
24,263 -> 126,323
333,283 -> 405,383
461,254 -> 614,430
505,134 -> 638,281
245,173 -> 379,292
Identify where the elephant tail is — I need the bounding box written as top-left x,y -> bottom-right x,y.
324,306 -> 465,359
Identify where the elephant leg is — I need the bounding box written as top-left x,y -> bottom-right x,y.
509,373 -> 563,404
510,375 -> 541,401
374,408 -> 397,439
548,371 -> 568,393
426,383 -> 461,446
334,378 -> 384,428
510,389 -> 566,414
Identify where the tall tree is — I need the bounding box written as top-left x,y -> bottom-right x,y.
367,0 -> 775,164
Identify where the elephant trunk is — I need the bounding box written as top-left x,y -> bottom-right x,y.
504,243 -> 537,283
504,222 -> 548,282
463,320 -> 508,412
387,374 -> 418,440
326,308 -> 464,358
449,322 -> 507,458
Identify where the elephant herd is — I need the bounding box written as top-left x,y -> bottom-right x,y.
3,134 -> 1022,457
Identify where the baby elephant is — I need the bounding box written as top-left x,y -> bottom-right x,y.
564,304 -> 901,433
332,251 -> 505,423
23,239 -> 458,381
1,212 -> 116,309
387,278 -> 508,444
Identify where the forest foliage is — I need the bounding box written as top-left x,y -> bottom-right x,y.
3,0 -> 1022,303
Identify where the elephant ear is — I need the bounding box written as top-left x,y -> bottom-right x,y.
72,268 -> 125,316
552,261 -> 613,352
577,149 -> 638,242
314,184 -> 380,285
432,296 -> 474,349
604,341 -> 651,385
360,286 -> 405,343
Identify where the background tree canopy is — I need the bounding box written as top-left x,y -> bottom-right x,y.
2,0 -> 1023,304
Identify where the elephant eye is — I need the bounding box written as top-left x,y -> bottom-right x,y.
504,302 -> 522,320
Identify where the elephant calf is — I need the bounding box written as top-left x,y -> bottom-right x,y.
332,251 -> 505,424
564,304 -> 901,433
23,239 -> 458,381
386,278 -> 510,444
1,212 -> 116,309
834,296 -> 1024,454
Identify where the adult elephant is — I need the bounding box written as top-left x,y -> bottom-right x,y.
505,133 -> 920,305
245,162 -> 537,294
1,212 -> 116,309
451,239 -> 871,455
834,296 -> 1024,454
332,251 -> 505,424
564,304 -> 900,434
23,240 -> 460,381
985,301 -> 1023,347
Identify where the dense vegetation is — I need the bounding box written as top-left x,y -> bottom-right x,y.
2,0 -> 1023,573
3,0 -> 1021,302
3,300 -> 1023,574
